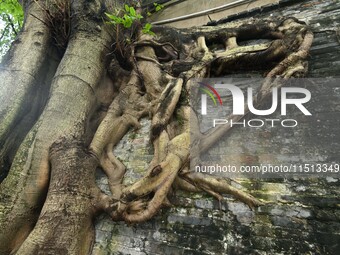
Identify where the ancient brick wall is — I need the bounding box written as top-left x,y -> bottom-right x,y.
92,1 -> 340,254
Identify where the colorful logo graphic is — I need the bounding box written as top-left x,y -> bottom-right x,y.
199,82 -> 311,117
199,82 -> 223,115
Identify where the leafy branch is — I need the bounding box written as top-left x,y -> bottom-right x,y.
0,0 -> 23,59
154,2 -> 164,12
147,2 -> 165,17
105,4 -> 155,36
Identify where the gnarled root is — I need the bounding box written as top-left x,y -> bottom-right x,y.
179,172 -> 264,209
95,17 -> 313,224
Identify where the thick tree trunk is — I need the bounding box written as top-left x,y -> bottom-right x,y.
15,139 -> 99,255
0,0 -> 113,253
0,2 -> 59,181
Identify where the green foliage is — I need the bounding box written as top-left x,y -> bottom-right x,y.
105,4 -> 155,36
153,2 -> 164,12
147,2 -> 164,17
0,0 -> 23,59
142,22 -> 155,36
105,4 -> 143,29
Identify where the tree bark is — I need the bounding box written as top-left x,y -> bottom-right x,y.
15,139 -> 99,255
0,1 -> 59,181
0,0 -> 113,253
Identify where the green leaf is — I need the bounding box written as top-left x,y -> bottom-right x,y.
105,12 -> 116,20
153,3 -> 164,12
123,14 -> 132,22
143,30 -> 156,36
124,4 -> 130,12
122,15 -> 133,28
142,23 -> 155,36
144,23 -> 152,30
129,7 -> 136,16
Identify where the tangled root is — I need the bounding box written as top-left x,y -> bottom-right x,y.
90,18 -> 313,223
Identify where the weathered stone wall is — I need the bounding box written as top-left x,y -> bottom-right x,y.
92,0 -> 340,254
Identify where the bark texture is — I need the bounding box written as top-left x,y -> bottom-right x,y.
0,0 -> 313,254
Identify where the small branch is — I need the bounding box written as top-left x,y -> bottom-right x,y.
30,13 -> 49,27
5,14 -> 18,36
0,24 -> 10,41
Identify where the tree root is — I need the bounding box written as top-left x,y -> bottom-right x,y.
100,144 -> 126,199
180,172 -> 264,208
90,17 -> 314,224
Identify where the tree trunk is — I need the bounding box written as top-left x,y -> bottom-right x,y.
15,139 -> 99,255
0,0 -> 313,254
0,0 -> 112,253
0,2 -> 59,181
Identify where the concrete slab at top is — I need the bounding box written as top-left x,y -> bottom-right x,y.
149,0 -> 280,28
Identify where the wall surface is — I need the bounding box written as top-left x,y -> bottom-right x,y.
92,0 -> 340,254
149,0 -> 279,28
